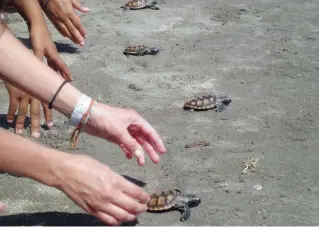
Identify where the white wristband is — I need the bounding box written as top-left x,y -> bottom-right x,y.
69,94 -> 92,127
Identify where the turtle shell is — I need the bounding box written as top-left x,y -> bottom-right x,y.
123,0 -> 148,9
183,94 -> 217,110
147,189 -> 180,211
123,45 -> 147,54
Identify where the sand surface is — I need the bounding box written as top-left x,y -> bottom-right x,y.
1,0 -> 319,225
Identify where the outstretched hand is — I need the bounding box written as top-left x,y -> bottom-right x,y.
4,82 -> 53,137
55,154 -> 150,225
84,103 -> 167,166
29,22 -> 72,81
42,0 -> 89,46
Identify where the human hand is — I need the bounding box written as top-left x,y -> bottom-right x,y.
42,0 -> 89,46
55,154 -> 150,225
29,23 -> 72,81
4,82 -> 53,138
83,103 -> 167,166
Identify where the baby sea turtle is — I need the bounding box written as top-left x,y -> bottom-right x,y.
183,94 -> 232,112
123,45 -> 160,56
121,0 -> 159,10
147,189 -> 201,222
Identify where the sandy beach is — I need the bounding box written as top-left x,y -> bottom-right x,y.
0,0 -> 319,225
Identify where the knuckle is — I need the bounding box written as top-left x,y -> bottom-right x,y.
115,213 -> 127,222
30,110 -> 41,117
101,193 -> 112,202
110,176 -> 119,186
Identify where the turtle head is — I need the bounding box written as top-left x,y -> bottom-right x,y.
215,96 -> 232,112
183,194 -> 201,207
148,47 -> 161,55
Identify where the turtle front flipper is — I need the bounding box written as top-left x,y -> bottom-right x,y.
175,202 -> 191,222
148,1 -> 160,10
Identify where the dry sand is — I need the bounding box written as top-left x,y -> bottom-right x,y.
1,0 -> 319,225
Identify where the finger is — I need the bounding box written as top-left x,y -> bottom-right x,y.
0,201 -> 4,212
118,131 -> 145,166
65,19 -> 85,46
30,99 -> 41,138
95,211 -> 120,226
54,21 -> 73,40
33,49 -> 44,61
6,97 -> 18,124
102,203 -> 136,223
71,0 -> 90,12
112,191 -> 147,215
69,11 -> 87,39
135,135 -> 160,164
47,48 -> 73,81
120,144 -> 133,160
130,119 -> 167,154
15,97 -> 29,134
42,102 -> 53,129
119,177 -> 150,204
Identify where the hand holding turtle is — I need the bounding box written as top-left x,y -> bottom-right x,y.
40,0 -> 89,46
83,103 -> 167,166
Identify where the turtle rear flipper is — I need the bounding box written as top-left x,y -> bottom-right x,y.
175,202 -> 191,222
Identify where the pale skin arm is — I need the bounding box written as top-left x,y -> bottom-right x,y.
0,19 -> 79,118
0,19 -> 167,165
0,126 -> 150,225
0,127 -> 66,187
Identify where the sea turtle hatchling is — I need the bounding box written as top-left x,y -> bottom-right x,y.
147,189 -> 201,222
183,94 -> 232,112
123,45 -> 160,56
120,0 -> 159,10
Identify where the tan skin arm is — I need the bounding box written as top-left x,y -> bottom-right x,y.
12,0 -> 46,26
0,19 -> 80,118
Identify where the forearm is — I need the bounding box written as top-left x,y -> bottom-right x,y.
0,128 -> 67,187
0,20 -> 82,118
13,0 -> 45,27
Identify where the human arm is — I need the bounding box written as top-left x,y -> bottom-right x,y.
0,127 -> 149,225
12,0 -> 72,80
0,20 -> 166,165
0,19 -> 79,118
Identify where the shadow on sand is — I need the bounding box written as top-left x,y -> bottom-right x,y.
17,37 -> 80,54
0,113 -> 30,130
0,211 -> 139,226
0,175 -> 146,225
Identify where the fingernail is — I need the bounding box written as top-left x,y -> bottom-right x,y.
47,121 -> 54,128
134,149 -> 143,158
16,129 -> 23,134
81,4 -> 90,10
32,131 -> 40,138
80,41 -> 84,46
84,34 -> 88,38
7,119 -> 13,123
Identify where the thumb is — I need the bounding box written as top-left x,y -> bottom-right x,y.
72,0 -> 90,12
0,201 -> 5,212
119,131 -> 145,166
